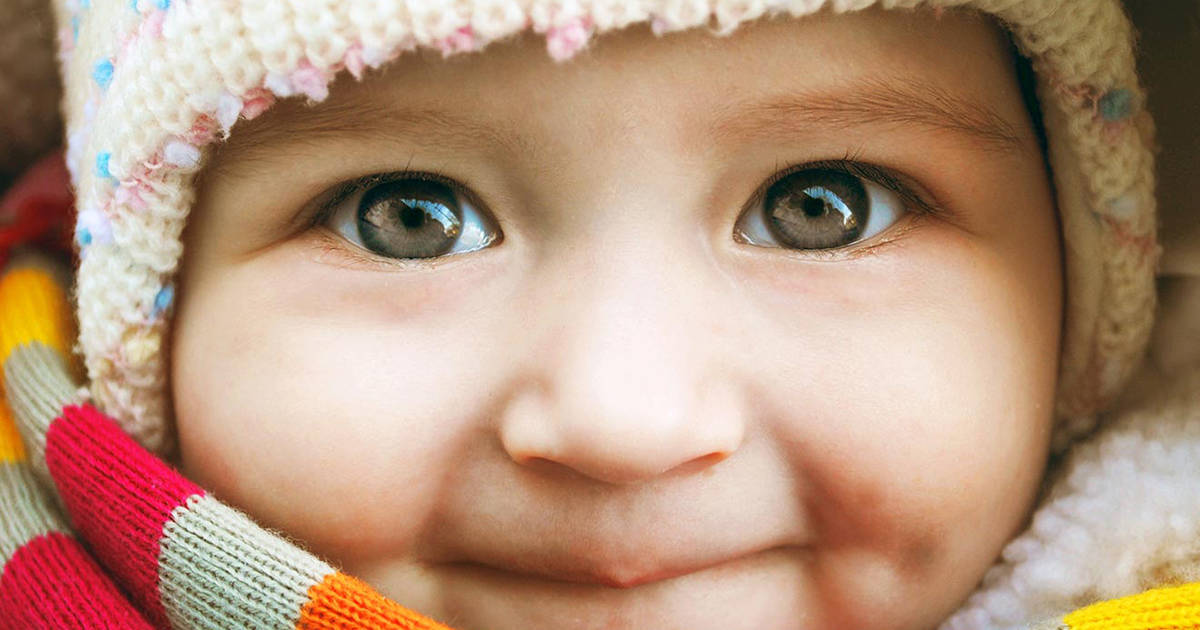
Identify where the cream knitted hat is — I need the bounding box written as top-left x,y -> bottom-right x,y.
41,0 -> 1156,454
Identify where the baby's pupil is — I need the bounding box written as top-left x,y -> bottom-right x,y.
356,179 -> 463,258
802,196 -> 827,218
400,204 -> 427,229
763,169 -> 867,250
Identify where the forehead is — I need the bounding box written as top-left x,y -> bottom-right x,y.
209,7 -> 1037,180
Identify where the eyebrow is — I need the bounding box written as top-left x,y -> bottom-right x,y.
710,76 -> 1027,155
208,101 -> 533,179
211,74 -> 1029,179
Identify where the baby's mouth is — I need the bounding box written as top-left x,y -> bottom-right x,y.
417,544 -> 813,630
439,544 -> 788,589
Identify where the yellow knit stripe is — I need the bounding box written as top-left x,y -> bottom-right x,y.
1063,582 -> 1200,629
0,265 -> 74,369
0,394 -> 25,463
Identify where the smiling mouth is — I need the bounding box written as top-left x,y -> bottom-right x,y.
439,545 -> 787,589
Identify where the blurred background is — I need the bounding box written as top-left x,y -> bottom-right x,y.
1125,1 -> 1200,276
0,0 -> 59,192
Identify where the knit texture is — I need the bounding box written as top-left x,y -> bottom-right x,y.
0,532 -> 155,629
49,0 -> 1158,456
1061,582 -> 1200,630
0,264 -> 152,629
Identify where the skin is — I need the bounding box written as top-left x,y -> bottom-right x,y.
173,8 -> 1061,630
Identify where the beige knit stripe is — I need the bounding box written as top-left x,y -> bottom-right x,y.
0,462 -> 70,561
158,493 -> 333,630
3,342 -> 80,479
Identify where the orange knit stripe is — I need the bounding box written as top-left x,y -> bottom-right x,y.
0,264 -> 76,371
0,394 -> 25,463
296,572 -> 455,630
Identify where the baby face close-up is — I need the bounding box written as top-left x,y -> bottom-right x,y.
171,8 -> 1061,630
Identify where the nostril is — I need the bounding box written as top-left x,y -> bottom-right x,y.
511,454 -> 557,471
507,452 -> 538,466
516,450 -> 734,484
510,453 -> 643,484
669,451 -> 732,476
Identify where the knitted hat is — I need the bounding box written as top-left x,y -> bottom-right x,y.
47,0 -> 1156,456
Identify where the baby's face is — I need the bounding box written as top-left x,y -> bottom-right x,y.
174,8 -> 1060,630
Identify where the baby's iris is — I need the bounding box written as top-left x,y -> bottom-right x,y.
326,175 -> 499,259
762,169 -> 867,250
358,180 -> 463,258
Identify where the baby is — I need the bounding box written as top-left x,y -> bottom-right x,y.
0,1 -> 1190,630
176,10 -> 1059,630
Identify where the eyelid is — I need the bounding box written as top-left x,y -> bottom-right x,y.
306,169 -> 472,230
747,157 -> 947,221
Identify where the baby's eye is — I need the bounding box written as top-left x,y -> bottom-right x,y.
733,165 -> 910,251
324,175 -> 500,259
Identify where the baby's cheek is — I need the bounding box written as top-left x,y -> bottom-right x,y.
739,228 -> 1055,628
173,284 -> 478,565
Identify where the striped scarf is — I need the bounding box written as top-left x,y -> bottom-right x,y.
0,260 -> 1197,629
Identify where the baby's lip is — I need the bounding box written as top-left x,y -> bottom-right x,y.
445,545 -> 783,588
430,537 -> 797,589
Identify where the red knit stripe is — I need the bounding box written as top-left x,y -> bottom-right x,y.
0,532 -> 154,629
44,404 -> 202,629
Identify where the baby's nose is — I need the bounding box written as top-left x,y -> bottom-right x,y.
498,255 -> 747,485
499,376 -> 747,484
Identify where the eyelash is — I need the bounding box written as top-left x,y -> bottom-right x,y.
311,170 -> 466,223
752,156 -> 943,218
305,158 -> 946,265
